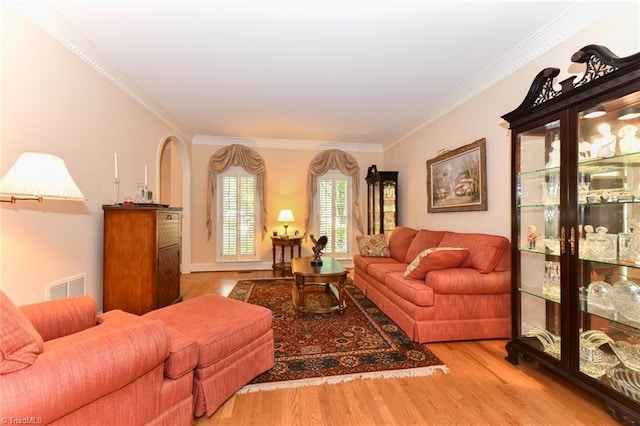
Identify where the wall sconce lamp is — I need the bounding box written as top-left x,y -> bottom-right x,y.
583,105 -> 607,119
277,209 -> 295,238
618,106 -> 640,121
0,152 -> 86,203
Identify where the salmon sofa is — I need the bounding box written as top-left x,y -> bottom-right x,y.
353,226 -> 512,343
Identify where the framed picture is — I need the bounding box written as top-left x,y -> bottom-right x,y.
426,138 -> 487,213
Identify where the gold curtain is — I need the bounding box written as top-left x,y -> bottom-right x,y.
206,144 -> 267,241
304,149 -> 364,237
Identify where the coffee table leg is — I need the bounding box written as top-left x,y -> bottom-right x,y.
337,274 -> 347,312
292,276 -> 306,312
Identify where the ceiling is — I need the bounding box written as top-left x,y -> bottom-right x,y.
13,1 -> 619,149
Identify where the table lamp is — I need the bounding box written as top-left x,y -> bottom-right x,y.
277,209 -> 295,238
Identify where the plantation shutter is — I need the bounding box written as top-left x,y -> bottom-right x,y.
221,176 -> 238,255
318,175 -> 349,255
220,172 -> 257,260
239,175 -> 256,256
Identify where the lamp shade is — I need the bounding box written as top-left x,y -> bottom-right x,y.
0,152 -> 86,201
277,209 -> 295,223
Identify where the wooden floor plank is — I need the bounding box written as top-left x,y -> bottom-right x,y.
187,271 -> 620,426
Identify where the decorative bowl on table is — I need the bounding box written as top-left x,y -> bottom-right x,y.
608,368 -> 640,401
525,325 -> 560,359
610,340 -> 640,372
579,346 -> 619,378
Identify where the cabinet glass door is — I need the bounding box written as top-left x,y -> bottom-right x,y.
373,180 -> 381,234
577,92 -> 640,398
516,119 -> 562,360
382,179 -> 396,238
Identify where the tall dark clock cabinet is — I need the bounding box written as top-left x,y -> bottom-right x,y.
503,45 -> 640,423
365,165 -> 398,239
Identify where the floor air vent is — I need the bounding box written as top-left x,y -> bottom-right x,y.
47,274 -> 86,300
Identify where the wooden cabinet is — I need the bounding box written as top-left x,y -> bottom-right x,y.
366,165 -> 398,239
503,45 -> 640,422
103,205 -> 182,314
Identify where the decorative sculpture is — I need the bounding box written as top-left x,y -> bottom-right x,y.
527,225 -> 541,249
309,234 -> 328,266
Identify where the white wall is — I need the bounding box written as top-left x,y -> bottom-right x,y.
0,6 -> 188,306
384,3 -> 640,238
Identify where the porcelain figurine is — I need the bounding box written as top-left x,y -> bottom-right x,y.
619,124 -> 640,154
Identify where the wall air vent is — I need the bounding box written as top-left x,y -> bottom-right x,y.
46,273 -> 86,300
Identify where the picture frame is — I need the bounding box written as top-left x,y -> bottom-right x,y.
426,138 -> 487,213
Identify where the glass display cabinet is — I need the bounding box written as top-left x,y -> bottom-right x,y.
503,45 -> 640,423
365,165 -> 398,239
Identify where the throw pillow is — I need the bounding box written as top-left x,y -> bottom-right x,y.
0,291 -> 44,374
404,247 -> 470,280
357,234 -> 391,257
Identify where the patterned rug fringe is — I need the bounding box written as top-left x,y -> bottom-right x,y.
238,365 -> 448,394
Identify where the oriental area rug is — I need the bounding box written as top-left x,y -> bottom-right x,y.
229,278 -> 447,392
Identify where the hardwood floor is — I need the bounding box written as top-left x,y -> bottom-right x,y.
184,271 -> 619,425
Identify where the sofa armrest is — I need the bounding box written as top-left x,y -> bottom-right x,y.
100,309 -> 198,379
19,296 -> 97,341
427,268 -> 511,295
0,319 -> 170,423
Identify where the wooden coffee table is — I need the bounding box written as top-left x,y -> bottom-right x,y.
290,256 -> 347,314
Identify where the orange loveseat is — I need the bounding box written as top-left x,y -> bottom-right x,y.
353,226 -> 512,343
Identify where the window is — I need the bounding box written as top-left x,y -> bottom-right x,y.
316,170 -> 351,256
217,167 -> 260,261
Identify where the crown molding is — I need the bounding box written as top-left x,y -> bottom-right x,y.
384,3 -> 615,150
192,135 -> 383,153
13,3 -> 194,142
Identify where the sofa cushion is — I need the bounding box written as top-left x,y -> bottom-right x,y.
404,247 -> 470,279
353,254 -> 398,273
368,262 -> 408,284
387,226 -> 419,262
404,230 -> 446,263
384,272 -> 434,307
0,291 -> 44,374
439,232 -> 510,273
356,234 -> 391,257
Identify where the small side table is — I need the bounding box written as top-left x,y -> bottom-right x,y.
271,236 -> 303,275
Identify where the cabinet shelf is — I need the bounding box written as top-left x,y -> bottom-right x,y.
519,288 -> 561,304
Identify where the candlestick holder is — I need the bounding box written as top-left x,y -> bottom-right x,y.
113,178 -> 120,205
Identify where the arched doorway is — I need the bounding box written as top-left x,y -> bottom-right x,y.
159,140 -> 183,206
157,135 -> 191,273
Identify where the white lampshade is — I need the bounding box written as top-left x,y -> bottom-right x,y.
0,152 -> 86,202
277,209 -> 295,223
